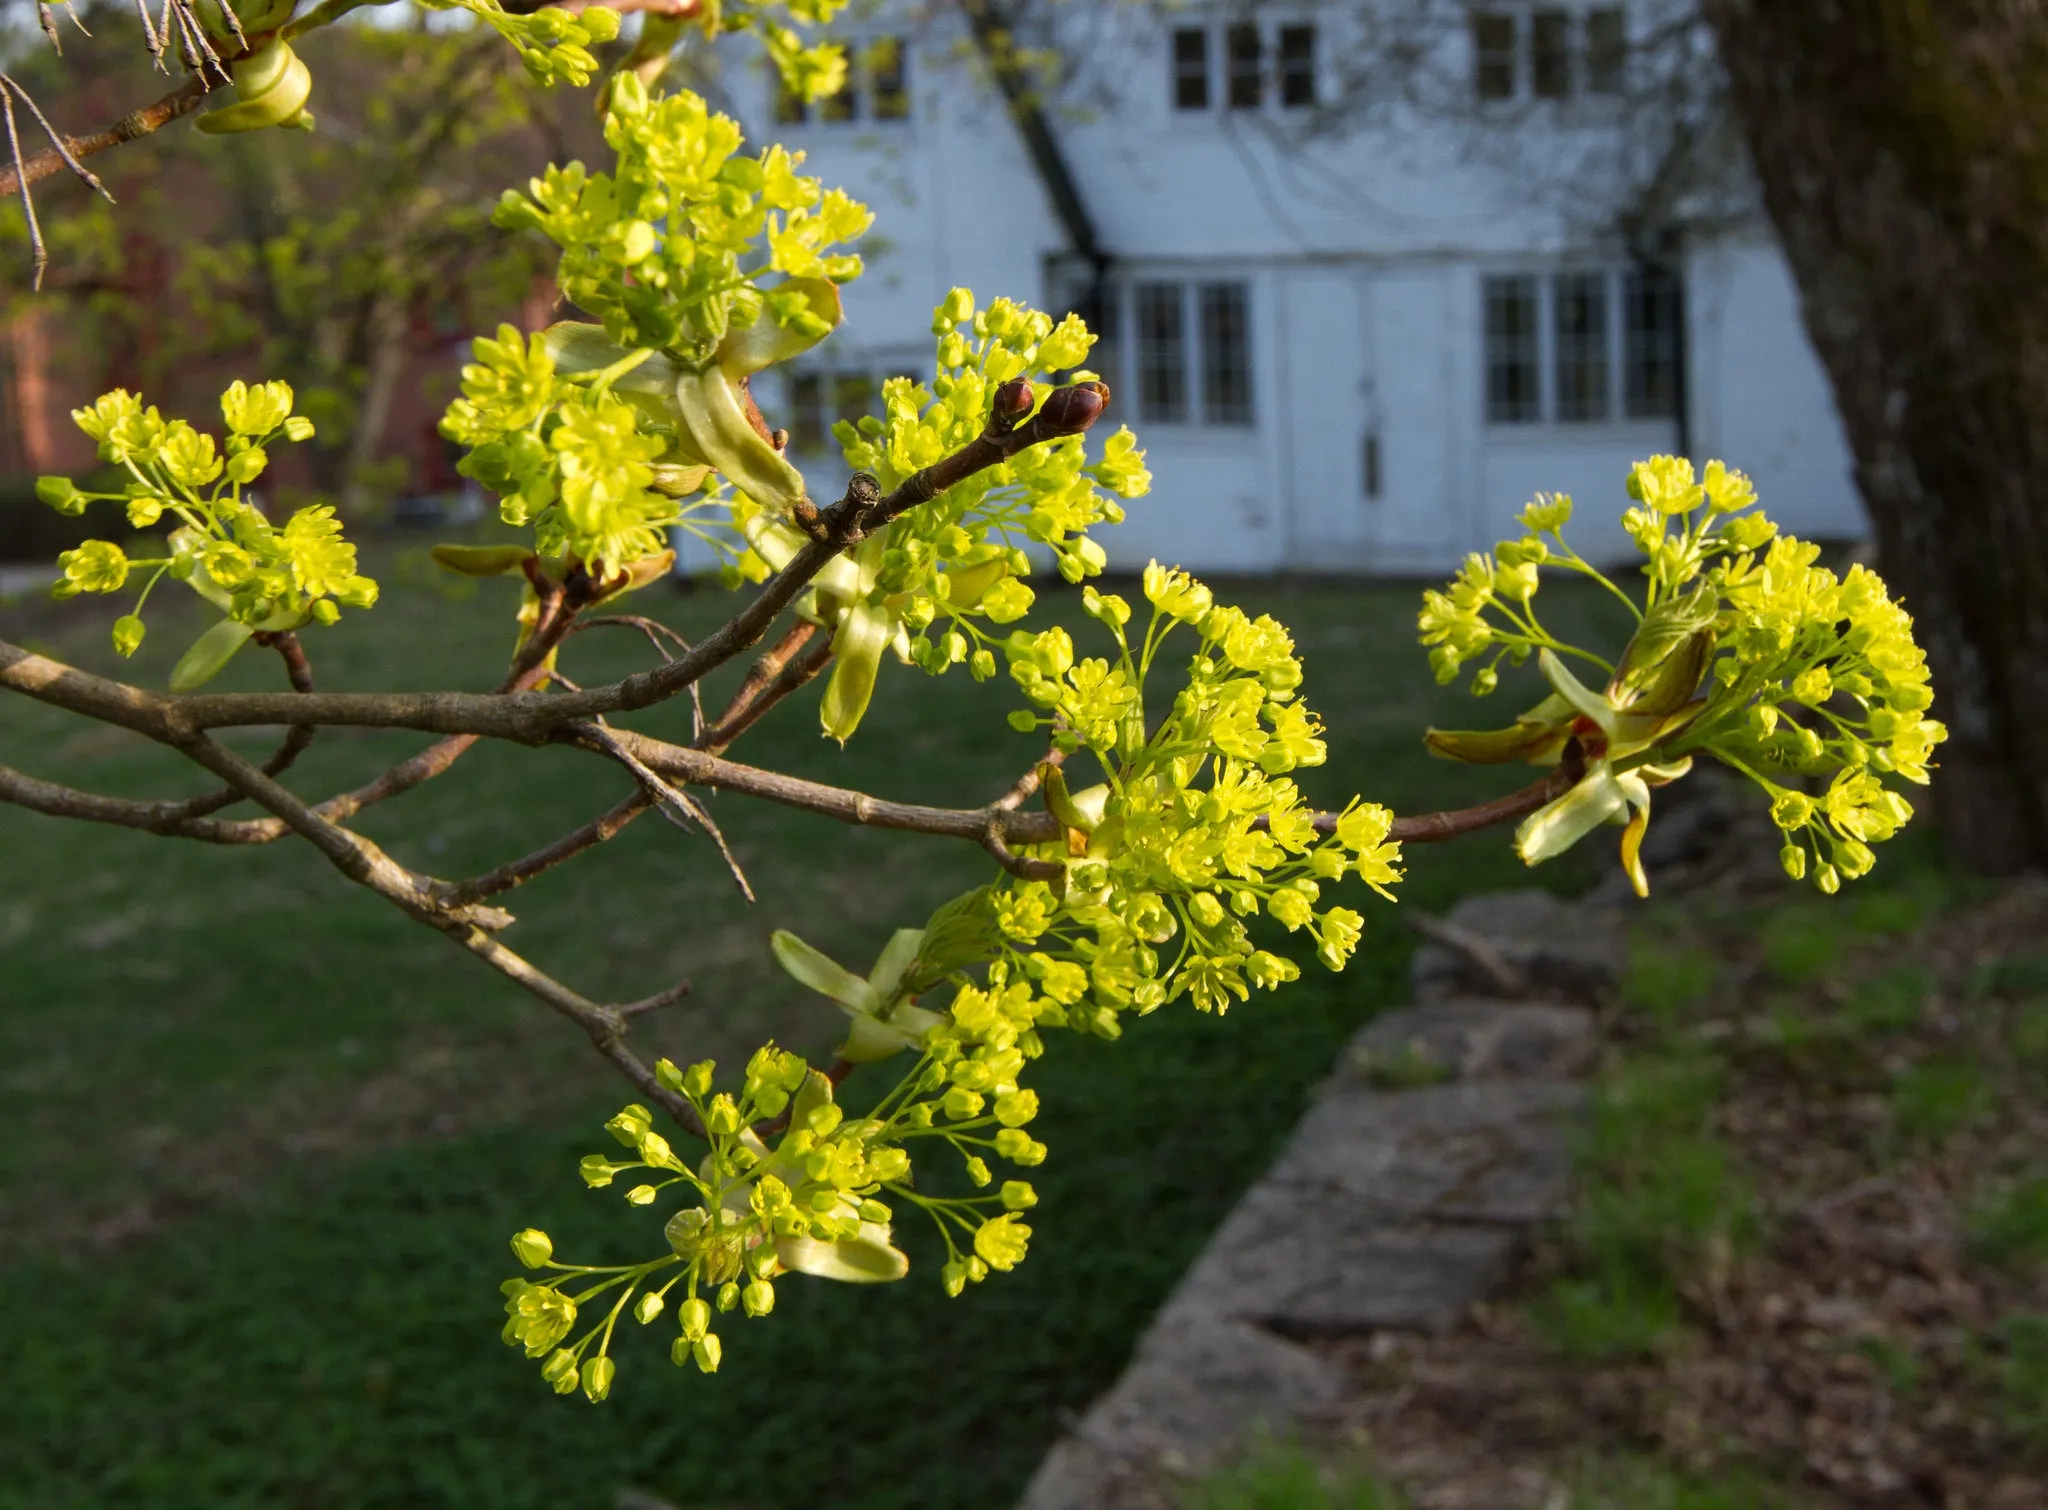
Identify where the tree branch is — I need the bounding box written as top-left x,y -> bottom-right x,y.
0,73 -> 211,201
694,625 -> 834,756
0,385 -> 1109,741
441,789 -> 655,906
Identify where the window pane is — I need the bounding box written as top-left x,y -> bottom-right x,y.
820,47 -> 858,122
1625,265 -> 1683,419
1553,272 -> 1610,423
1060,276 -> 1119,387
1227,23 -> 1262,109
1532,11 -> 1572,99
775,83 -> 808,126
1586,8 -> 1626,94
1173,28 -> 1210,111
1136,282 -> 1187,423
1484,275 -> 1540,424
1199,282 -> 1253,427
870,37 -> 909,120
1279,24 -> 1316,108
1473,12 -> 1516,101
832,371 -> 877,431
789,372 -> 826,453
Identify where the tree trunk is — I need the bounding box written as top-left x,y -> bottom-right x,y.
1701,0 -> 2048,872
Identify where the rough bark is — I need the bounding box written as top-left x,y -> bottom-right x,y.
1702,0 -> 2048,872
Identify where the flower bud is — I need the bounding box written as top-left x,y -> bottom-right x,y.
678,1297 -> 712,1342
716,1281 -> 741,1313
580,1354 -> 615,1402
743,1279 -> 775,1317
692,1334 -> 723,1373
991,377 -> 1035,423
1035,381 -> 1108,436
509,1229 -> 553,1269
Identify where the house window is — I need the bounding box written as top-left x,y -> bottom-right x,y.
1226,23 -> 1263,109
1624,265 -> 1683,419
820,67 -> 859,122
1475,6 -> 1625,102
788,372 -> 828,452
1473,11 -> 1517,101
1173,28 -> 1210,111
1531,10 -> 1572,99
1278,25 -> 1316,108
1136,282 -> 1188,423
1067,275 -> 1254,430
781,365 -> 910,454
781,38 -> 911,126
1553,273 -> 1610,422
1485,266 -> 1687,425
1484,275 -> 1541,424
1586,7 -> 1625,94
869,37 -> 909,121
1200,282 -> 1253,426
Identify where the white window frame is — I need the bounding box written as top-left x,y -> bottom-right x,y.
1168,14 -> 1320,116
1481,264 -> 1683,429
1469,4 -> 1627,106
1056,269 -> 1258,432
774,34 -> 913,129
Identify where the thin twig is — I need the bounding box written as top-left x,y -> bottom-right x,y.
442,790 -> 654,905
2,76 -> 113,201
694,630 -> 833,756
570,613 -> 703,736
0,73 -> 209,200
2,84 -> 46,290
619,979 -> 693,1017
586,726 -> 756,903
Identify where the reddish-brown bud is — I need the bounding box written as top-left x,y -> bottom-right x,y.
1036,381 -> 1108,436
991,377 -> 1036,423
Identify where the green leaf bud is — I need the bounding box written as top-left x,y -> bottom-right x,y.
36,475 -> 84,514
510,1228 -> 554,1268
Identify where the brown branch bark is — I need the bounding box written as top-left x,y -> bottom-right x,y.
695,626 -> 834,756
0,73 -> 210,200
441,790 -> 654,906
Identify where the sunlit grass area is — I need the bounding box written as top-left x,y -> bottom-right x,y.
0,554 -> 1617,1508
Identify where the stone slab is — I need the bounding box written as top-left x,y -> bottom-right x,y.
1346,999 -> 1597,1084
1411,889 -> 1625,1003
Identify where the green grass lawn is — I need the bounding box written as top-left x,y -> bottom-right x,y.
0,555 -> 1613,1509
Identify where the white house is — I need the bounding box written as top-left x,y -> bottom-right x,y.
688,0 -> 1864,577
